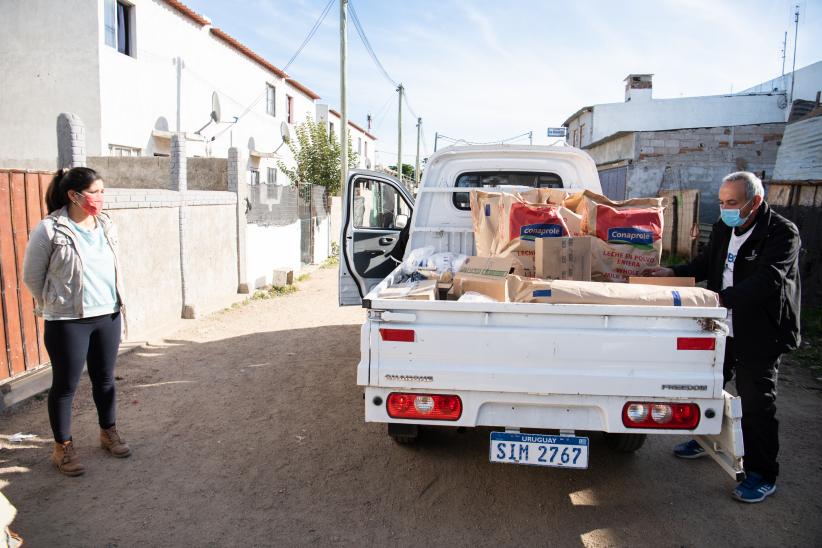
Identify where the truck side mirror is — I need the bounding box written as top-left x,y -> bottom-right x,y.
395,214 -> 409,229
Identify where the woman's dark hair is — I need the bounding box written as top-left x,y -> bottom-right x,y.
45,167 -> 101,213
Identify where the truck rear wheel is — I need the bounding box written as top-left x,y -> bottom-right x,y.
605,433 -> 647,453
388,423 -> 418,444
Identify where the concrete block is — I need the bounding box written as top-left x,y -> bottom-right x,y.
272,269 -> 294,287
650,140 -> 665,147
182,304 -> 197,319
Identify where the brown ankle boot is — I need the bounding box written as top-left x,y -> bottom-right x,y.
100,425 -> 131,458
52,440 -> 85,476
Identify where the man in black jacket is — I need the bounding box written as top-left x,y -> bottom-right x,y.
647,171 -> 801,503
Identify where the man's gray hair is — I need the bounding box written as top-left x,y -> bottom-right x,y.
722,171 -> 764,200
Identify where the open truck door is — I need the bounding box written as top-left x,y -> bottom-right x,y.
339,170 -> 414,306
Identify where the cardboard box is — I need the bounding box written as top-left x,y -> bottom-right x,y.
452,256 -> 515,301
378,279 -> 437,301
628,276 -> 696,287
535,236 -> 592,281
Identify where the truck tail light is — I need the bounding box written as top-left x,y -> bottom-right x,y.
677,337 -> 715,350
622,402 -> 700,429
380,328 -> 415,342
386,393 -> 462,421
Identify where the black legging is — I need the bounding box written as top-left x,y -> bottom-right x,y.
44,312 -> 122,443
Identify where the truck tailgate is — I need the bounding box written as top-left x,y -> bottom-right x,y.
365,299 -> 727,400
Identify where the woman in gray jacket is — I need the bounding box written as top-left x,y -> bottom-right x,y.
23,167 -> 131,477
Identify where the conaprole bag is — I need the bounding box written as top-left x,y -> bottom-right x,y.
578,191 -> 665,282
506,275 -> 555,303
469,190 -> 503,256
496,194 -> 569,277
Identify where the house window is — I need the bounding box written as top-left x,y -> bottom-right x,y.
286,95 -> 293,124
267,167 -> 277,184
109,144 -> 140,156
358,137 -> 362,156
249,169 -> 260,186
364,140 -> 368,159
105,0 -> 134,56
266,84 -> 276,116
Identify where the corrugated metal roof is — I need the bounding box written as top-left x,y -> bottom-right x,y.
772,116 -> 822,181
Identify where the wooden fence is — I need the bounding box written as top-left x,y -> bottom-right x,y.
0,170 -> 51,384
658,189 -> 701,260
768,180 -> 822,306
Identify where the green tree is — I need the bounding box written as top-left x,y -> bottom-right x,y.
389,163 -> 415,179
277,118 -> 358,196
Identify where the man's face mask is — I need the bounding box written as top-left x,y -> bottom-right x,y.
720,198 -> 753,228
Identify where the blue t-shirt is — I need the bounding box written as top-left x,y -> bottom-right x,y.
69,219 -> 119,317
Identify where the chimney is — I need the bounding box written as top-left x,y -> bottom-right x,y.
624,74 -> 653,102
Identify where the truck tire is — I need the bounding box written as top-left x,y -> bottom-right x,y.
388,423 -> 418,444
605,433 -> 646,453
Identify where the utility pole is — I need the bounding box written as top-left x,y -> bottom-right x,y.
415,117 -> 422,186
789,4 -> 800,105
340,0 -> 348,191
174,56 -> 184,133
434,132 -> 439,152
397,84 -> 403,180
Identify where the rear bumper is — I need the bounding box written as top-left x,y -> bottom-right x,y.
363,387 -> 724,435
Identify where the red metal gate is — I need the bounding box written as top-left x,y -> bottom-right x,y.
0,170 -> 51,383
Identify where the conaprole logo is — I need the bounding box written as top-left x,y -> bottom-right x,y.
607,227 -> 654,248
520,223 -> 563,241
385,374 -> 434,383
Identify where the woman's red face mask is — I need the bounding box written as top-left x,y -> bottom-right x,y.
73,191 -> 104,216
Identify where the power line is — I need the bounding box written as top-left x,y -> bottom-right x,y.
283,0 -> 335,72
212,1 -> 334,142
349,0 -> 398,87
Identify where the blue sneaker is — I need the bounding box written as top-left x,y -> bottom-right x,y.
673,439 -> 708,459
732,472 -> 776,503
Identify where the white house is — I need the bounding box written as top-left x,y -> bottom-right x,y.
315,104 -> 377,171
0,0 -> 322,184
559,65 -> 822,221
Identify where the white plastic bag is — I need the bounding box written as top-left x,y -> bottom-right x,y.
427,252 -> 468,276
401,246 -> 435,275
458,291 -> 498,303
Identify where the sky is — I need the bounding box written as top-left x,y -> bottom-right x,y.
184,0 -> 822,167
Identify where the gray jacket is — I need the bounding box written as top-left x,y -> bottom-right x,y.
22,207 -> 126,323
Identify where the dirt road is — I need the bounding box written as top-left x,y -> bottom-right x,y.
2,266 -> 821,546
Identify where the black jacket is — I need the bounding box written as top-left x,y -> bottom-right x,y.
674,202 -> 801,359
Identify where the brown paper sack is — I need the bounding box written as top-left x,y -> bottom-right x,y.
469,190 -> 503,256
496,194 -> 569,277
507,277 -> 718,307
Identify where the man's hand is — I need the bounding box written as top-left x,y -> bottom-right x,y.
642,266 -> 675,277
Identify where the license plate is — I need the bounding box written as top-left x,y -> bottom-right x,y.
489,432 -> 589,469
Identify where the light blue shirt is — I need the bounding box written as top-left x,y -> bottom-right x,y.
69,218 -> 119,318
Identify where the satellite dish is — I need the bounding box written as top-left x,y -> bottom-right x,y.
280,121 -> 291,144
211,92 -> 221,123
196,91 -> 222,134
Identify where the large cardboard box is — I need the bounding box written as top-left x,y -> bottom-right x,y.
535,236 -> 592,281
628,276 -> 696,287
451,256 -> 515,302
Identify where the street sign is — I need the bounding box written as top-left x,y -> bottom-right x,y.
547,127 -> 567,138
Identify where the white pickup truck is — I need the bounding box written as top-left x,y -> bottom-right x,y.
339,144 -> 744,479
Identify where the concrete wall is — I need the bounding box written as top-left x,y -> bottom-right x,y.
245,222 -> 301,289
108,206 -> 183,340
741,60 -> 822,101
585,133 -> 635,166
184,204 -> 238,313
621,123 -> 785,222
0,0 -> 102,168
88,156 -> 228,190
330,196 -> 343,246
104,188 -> 239,341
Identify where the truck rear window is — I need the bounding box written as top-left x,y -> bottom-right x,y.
453,172 -> 563,210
